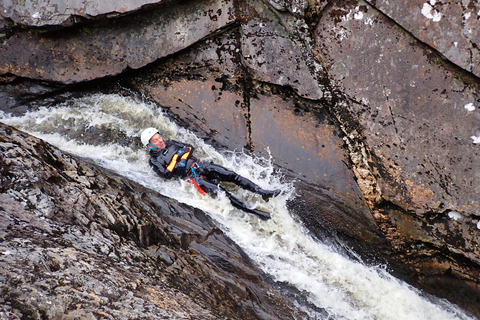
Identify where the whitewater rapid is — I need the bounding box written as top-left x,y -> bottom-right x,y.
0,94 -> 473,320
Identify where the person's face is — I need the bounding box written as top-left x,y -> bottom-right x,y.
149,133 -> 165,149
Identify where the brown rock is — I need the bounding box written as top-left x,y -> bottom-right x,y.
365,0 -> 480,77
0,0 -> 479,316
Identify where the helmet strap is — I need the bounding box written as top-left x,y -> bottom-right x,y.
147,143 -> 161,150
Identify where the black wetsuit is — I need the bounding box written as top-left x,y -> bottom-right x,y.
149,140 -> 277,219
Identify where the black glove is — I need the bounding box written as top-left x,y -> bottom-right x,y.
177,147 -> 190,156
175,159 -> 187,176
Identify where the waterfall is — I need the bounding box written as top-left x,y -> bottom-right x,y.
1,93 -> 473,320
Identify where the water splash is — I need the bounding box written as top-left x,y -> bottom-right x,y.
0,93 -> 473,320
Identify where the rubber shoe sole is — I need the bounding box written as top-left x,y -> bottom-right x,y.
262,189 -> 281,202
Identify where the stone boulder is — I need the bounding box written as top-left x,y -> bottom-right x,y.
314,0 -> 480,315
0,0 -> 166,28
0,123 -> 303,319
0,0 -> 235,84
364,0 -> 480,78
0,0 -> 479,316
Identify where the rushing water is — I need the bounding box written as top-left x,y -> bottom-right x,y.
1,94 -> 473,320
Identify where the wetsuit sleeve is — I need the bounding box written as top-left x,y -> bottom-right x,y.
171,140 -> 194,156
149,154 -> 174,179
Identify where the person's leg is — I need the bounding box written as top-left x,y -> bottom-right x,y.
224,190 -> 271,220
198,162 -> 280,201
194,176 -> 220,195
195,177 -> 271,220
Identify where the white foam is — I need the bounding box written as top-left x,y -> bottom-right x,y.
0,93 -> 473,320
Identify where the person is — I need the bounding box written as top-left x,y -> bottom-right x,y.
140,127 -> 280,220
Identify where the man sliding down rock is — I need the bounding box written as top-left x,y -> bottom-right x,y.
141,127 -> 281,220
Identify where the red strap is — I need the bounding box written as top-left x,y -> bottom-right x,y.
188,178 -> 206,195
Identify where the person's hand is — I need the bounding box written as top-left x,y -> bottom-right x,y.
176,159 -> 187,176
177,147 -> 190,156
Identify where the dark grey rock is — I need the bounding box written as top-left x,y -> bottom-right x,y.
0,123 -> 303,319
0,0 -> 479,317
0,0 -> 168,27
365,0 -> 480,78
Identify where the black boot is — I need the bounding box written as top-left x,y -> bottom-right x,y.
260,189 -> 281,202
224,189 -> 271,220
248,208 -> 271,220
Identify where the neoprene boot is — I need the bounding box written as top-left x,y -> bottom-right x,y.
259,189 -> 281,202
224,190 -> 271,220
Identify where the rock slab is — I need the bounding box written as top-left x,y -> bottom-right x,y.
0,123 -> 302,320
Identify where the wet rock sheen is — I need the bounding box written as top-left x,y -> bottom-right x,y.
0,0 -> 479,317
0,124 -> 301,319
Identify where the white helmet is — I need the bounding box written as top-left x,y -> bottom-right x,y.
140,127 -> 159,147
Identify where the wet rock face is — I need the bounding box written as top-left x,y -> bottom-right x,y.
315,1 -> 480,219
0,123 -> 302,319
0,0 -> 167,27
314,0 -> 480,314
364,0 -> 480,78
238,1 -> 325,100
315,0 -> 480,251
1,0 -> 480,316
0,0 -> 235,83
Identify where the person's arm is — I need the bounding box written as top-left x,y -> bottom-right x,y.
150,154 -> 174,179
171,140 -> 194,156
